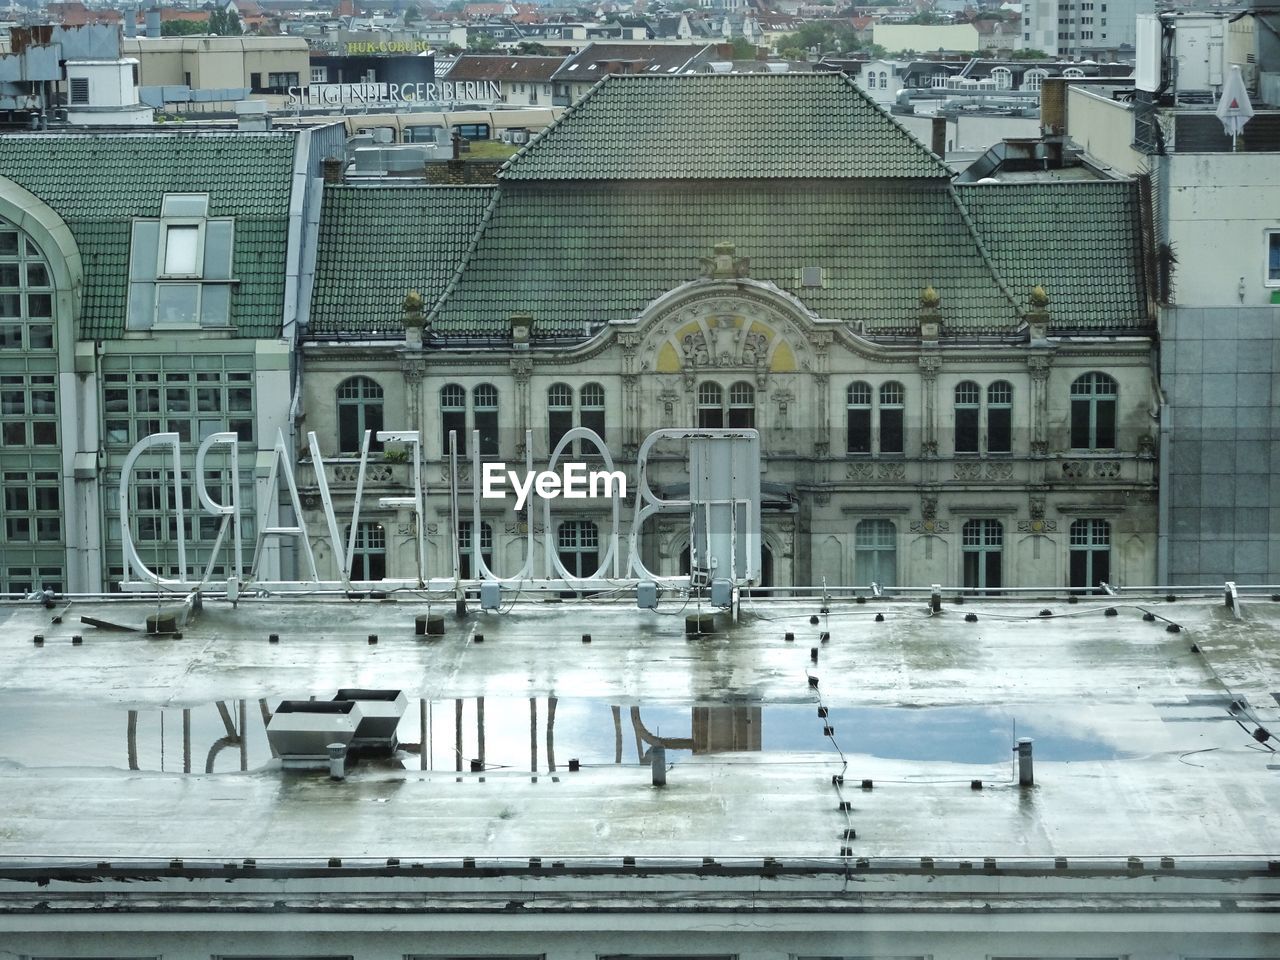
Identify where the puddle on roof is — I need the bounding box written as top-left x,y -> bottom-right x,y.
0,697 -> 1132,775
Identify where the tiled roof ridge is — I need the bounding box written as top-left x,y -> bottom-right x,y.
497,72 -> 611,179
946,182 -> 1022,323
0,130 -> 294,139
503,71 -> 949,181
325,183 -> 495,194
425,184 -> 506,326
827,69 -> 949,177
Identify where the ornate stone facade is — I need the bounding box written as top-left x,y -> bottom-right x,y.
301,264 -> 1158,591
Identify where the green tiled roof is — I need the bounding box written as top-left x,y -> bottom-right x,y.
502,73 -> 949,181
954,180 -> 1150,329
430,179 -> 1021,335
309,185 -> 494,337
0,132 -> 298,339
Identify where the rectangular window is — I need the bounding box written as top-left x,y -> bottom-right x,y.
880,408 -> 904,454
962,519 -> 1003,593
162,225 -> 200,276
987,380 -> 1012,453
698,406 -> 723,429
955,407 -> 979,453
442,412 -> 466,456
1267,230 -> 1280,285
474,387 -> 499,457
854,519 -> 897,587
581,404 -> 605,441
988,407 -> 1011,453
847,413 -> 870,453
548,408 -> 573,454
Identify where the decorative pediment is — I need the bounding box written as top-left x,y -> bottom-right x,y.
639,289 -> 814,376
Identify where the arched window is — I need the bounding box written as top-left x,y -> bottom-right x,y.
990,66 -> 1012,89
458,519 -> 494,579
1070,373 -> 1117,450
697,382 -> 723,428
987,380 -> 1012,453
347,521 -> 386,580
0,220 -> 64,593
954,381 -> 981,454
440,383 -> 466,456
580,382 -> 606,439
337,376 -> 384,454
1022,68 -> 1048,91
962,519 -> 1003,593
855,519 -> 897,587
1069,518 -> 1111,592
0,222 -> 54,353
879,71 -> 889,89
473,384 -> 499,456
728,380 -> 755,428
548,382 -> 574,454
879,381 -> 904,454
846,381 -> 872,454
557,519 -> 599,578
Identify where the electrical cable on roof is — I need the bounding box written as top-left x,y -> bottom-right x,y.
1181,622 -> 1276,753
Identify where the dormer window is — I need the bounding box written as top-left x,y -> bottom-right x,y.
128,193 -> 234,330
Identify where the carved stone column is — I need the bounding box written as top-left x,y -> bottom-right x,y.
1028,355 -> 1051,455
510,356 -> 532,459
1027,355 -> 1052,488
401,358 -> 426,435
918,356 -> 940,453
812,373 -> 829,460
622,373 -> 640,460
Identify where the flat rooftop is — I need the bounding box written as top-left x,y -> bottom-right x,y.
0,590 -> 1277,871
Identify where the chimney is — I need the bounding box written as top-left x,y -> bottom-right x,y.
235,99 -> 271,132
930,115 -> 946,159
145,7 -> 161,38
1040,78 -> 1065,135
124,7 -> 137,38
322,156 -> 345,184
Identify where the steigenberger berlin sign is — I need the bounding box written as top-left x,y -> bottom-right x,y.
285,80 -> 502,108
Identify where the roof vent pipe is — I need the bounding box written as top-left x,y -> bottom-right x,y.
650,744 -> 666,787
1015,737 -> 1034,786
328,742 -> 347,781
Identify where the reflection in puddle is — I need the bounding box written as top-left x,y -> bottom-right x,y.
0,697 -> 1130,775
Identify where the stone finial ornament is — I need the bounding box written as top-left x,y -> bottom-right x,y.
920,285 -> 941,309
700,241 -> 750,279
1030,285 -> 1050,308
402,290 -> 425,326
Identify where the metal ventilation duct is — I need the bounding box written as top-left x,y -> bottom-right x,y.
266,700 -> 363,764
332,689 -> 407,754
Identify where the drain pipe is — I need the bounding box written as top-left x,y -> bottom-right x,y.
328,742 -> 347,781
1015,737 -> 1034,786
651,744 -> 667,787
